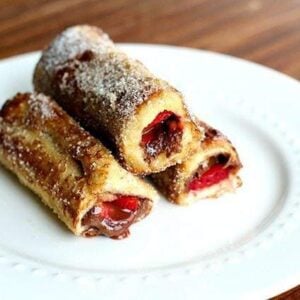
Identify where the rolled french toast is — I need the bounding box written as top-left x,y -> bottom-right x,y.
151,120 -> 242,205
0,93 -> 157,239
33,25 -> 202,175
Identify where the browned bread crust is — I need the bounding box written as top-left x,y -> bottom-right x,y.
151,119 -> 242,205
33,25 -> 201,175
0,93 -> 157,237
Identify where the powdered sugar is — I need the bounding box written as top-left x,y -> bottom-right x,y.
74,51 -> 165,122
27,93 -> 55,119
41,25 -> 114,75
34,25 -> 172,137
0,93 -> 101,218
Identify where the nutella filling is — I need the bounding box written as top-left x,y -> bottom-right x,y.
141,110 -> 183,162
82,195 -> 148,239
188,154 -> 232,191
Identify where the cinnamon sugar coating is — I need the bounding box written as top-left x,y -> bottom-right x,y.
0,93 -> 156,236
33,25 -> 199,175
34,25 -> 178,143
151,120 -> 242,204
0,93 -> 101,221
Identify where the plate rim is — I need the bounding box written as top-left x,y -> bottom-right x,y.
0,45 -> 299,299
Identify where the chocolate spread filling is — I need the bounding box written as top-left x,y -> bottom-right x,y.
81,195 -> 150,239
141,111 -> 183,162
188,153 -> 232,191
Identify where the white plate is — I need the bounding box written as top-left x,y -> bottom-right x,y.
0,45 -> 299,300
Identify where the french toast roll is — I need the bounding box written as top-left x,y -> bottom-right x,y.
33,25 -> 201,175
151,120 -> 242,205
0,93 -> 157,239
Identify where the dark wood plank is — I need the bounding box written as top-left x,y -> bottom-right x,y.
271,284 -> 300,300
0,1 -> 299,298
0,0 -> 299,80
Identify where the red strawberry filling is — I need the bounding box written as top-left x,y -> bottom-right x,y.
82,195 -> 143,239
188,164 -> 231,191
113,195 -> 139,211
141,110 -> 184,161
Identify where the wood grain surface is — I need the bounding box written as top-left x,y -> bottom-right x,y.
0,0 -> 299,298
0,0 -> 300,79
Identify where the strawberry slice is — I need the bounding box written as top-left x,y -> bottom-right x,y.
141,110 -> 174,145
95,196 -> 139,222
100,202 -> 132,221
113,196 -> 139,212
148,111 -> 174,128
141,128 -> 157,146
188,164 -> 230,191
82,196 -> 142,237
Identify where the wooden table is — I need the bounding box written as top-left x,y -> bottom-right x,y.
0,0 -> 299,298
1,0 -> 300,79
